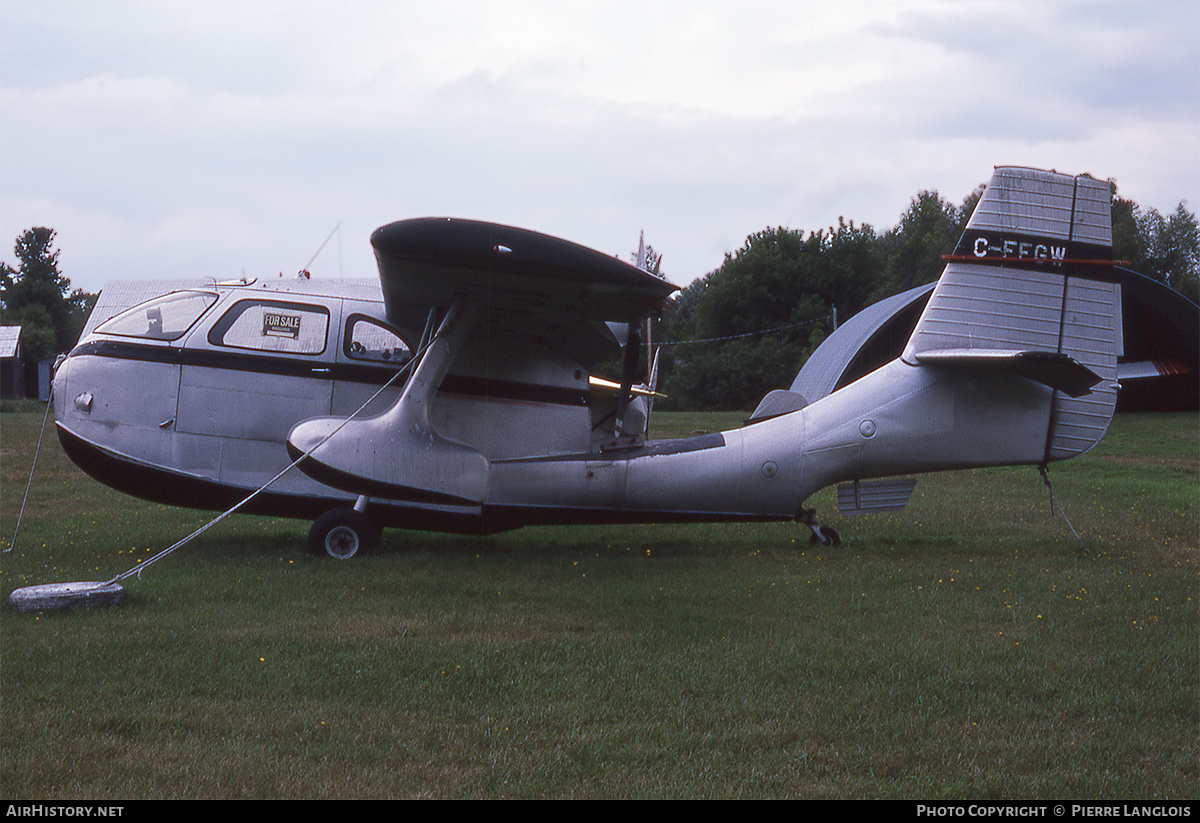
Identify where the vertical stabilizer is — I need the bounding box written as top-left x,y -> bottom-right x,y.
901,167 -> 1120,462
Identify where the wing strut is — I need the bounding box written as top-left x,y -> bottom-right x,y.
287,299 -> 490,504
613,324 -> 641,439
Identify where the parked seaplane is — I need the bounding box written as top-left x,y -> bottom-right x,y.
52,167 -> 1121,558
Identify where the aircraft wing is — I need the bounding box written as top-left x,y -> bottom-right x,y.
371,218 -> 679,366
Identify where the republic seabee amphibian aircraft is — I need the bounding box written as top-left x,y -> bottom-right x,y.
52,167 -> 1121,558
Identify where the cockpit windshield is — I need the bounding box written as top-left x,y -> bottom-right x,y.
95,290 -> 219,341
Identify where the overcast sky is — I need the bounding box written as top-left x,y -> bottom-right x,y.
2,0 -> 1197,295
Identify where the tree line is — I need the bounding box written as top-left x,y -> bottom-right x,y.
648,182 -> 1197,411
0,228 -> 96,365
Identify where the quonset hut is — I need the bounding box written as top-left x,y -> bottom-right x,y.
792,268 -> 1198,413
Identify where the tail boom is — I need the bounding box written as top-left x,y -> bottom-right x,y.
797,167 -> 1121,497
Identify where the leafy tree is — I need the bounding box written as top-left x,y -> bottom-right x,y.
660,220 -> 882,410
1136,204 -> 1196,302
870,187 -> 981,302
877,190 -> 959,294
1111,194 -> 1145,269
0,228 -> 96,361
1154,203 -> 1200,303
1111,188 -> 1197,302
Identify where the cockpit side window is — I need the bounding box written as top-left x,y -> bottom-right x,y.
344,315 -> 412,365
95,291 -> 218,341
209,299 -> 330,355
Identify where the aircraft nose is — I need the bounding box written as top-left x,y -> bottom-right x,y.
53,348 -> 100,420
51,350 -> 77,420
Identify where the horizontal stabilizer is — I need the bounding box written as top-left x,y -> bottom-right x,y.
914,348 -> 1102,397
837,478 -> 918,514
1118,359 -> 1190,381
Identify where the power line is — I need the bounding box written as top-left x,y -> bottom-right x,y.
657,316 -> 827,346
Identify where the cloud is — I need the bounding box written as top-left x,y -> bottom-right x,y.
871,0 -> 1200,128
1,0 -> 1196,293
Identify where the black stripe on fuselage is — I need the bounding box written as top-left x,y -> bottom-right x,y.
55,422 -> 504,534
66,339 -> 591,407
57,423 -> 773,536
491,432 -> 727,464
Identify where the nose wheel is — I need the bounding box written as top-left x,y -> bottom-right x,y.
308,507 -> 381,559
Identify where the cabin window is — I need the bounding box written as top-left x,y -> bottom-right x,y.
209,299 -> 329,355
344,315 -> 412,365
96,290 -> 218,341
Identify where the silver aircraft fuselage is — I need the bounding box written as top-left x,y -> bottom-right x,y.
53,168 -> 1122,550
55,277 -> 806,535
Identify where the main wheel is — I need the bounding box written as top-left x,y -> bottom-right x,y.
308,508 -> 381,559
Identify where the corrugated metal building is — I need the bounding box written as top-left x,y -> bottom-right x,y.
793,268 -> 1198,412
0,325 -> 24,398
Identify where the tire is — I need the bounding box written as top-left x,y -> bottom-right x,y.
308,508 -> 380,559
809,526 -> 841,547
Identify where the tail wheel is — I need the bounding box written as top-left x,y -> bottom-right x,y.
809,526 -> 841,547
308,508 -> 381,559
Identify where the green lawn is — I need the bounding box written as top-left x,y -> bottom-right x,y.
1,408 -> 1196,799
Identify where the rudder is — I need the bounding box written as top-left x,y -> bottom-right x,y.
901,167 -> 1120,462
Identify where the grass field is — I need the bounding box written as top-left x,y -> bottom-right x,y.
1,407 -> 1196,799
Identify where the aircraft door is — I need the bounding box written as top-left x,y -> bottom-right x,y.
176,294 -> 341,491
